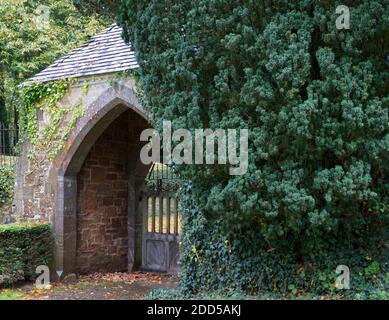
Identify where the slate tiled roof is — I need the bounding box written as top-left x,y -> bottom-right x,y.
28,25 -> 138,83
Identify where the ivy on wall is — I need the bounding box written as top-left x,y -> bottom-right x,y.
0,165 -> 14,207
18,71 -> 141,164
19,79 -> 85,162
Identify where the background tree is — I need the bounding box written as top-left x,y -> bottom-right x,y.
0,0 -> 113,125
72,0 -> 119,20
119,0 -> 389,296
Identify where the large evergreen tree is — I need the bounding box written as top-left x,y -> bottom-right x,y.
119,1 -> 388,295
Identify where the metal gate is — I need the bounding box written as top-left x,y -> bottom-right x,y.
141,163 -> 181,273
0,123 -> 19,166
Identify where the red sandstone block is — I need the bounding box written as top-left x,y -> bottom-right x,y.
99,158 -> 110,166
117,191 -> 128,198
113,181 -> 127,190
102,196 -> 114,206
86,160 -> 99,166
114,164 -> 124,171
114,199 -> 123,206
92,183 -> 111,193
85,200 -> 98,211
106,173 -> 117,180
91,167 -> 106,183
103,207 -> 119,216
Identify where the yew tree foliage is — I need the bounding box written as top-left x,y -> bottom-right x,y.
119,1 -> 389,293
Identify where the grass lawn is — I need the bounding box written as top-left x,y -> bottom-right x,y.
0,289 -> 24,300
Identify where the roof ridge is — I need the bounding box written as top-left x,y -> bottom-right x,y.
26,24 -> 138,83
89,24 -> 118,39
46,24 -> 117,69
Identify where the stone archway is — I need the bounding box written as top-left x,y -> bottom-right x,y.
11,24 -> 182,278
53,84 -> 150,275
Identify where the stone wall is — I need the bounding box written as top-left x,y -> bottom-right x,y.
12,75 -> 142,223
76,113 -> 129,274
12,75 -> 149,275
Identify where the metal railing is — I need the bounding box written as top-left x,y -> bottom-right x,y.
0,123 -> 19,167
145,162 -> 180,192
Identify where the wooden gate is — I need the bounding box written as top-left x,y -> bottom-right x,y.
141,163 -> 181,273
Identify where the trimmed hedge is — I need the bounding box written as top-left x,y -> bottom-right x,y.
0,223 -> 53,287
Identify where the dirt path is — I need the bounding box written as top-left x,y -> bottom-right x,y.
15,272 -> 178,300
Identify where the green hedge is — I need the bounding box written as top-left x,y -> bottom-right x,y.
0,223 -> 53,287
